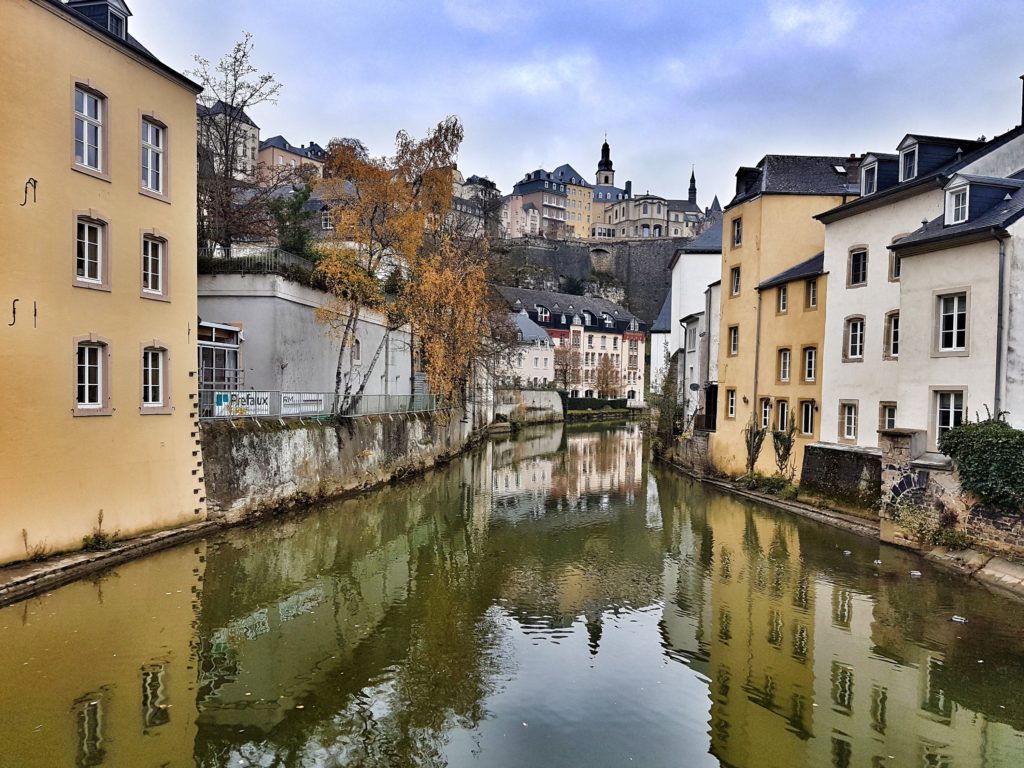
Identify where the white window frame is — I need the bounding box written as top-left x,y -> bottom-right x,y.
142,348 -> 165,407
862,163 -> 877,195
803,347 -> 816,382
730,267 -> 741,296
321,210 -> 334,230
77,219 -> 103,284
846,318 -> 864,360
77,343 -> 103,409
779,348 -> 791,382
800,401 -> 814,435
946,185 -> 969,225
842,402 -> 858,441
141,119 -> 164,194
900,146 -> 917,182
935,391 -> 965,447
761,398 -> 772,429
536,305 -> 550,322
778,285 -> 788,313
728,326 -> 739,356
732,217 -> 742,247
938,293 -> 967,352
74,87 -> 103,171
806,278 -> 818,308
142,237 -> 163,295
848,249 -> 868,287
727,389 -> 736,418
776,400 -> 789,431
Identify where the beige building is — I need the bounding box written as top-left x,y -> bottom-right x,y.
501,194 -> 540,238
257,134 -> 326,176
0,0 -> 206,564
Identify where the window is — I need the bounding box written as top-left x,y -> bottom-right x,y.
889,251 -> 902,281
536,305 -> 550,322
777,285 -> 788,313
840,401 -> 858,442
351,338 -> 361,364
761,398 -> 772,429
936,391 -> 965,445
728,325 -> 739,356
74,86 -> 104,172
778,348 -> 791,382
879,402 -> 897,431
76,218 -> 103,284
142,347 -> 167,409
732,217 -> 742,247
727,389 -> 736,418
321,210 -> 334,230
948,186 -> 969,224
587,335 -> 594,348
800,401 -> 815,435
141,236 -> 165,297
844,317 -> 864,361
848,249 -> 867,287
730,266 -> 741,296
141,119 -> 164,194
803,347 -> 816,382
901,146 -> 917,181
884,311 -> 899,359
937,293 -> 967,352
74,337 -> 111,416
805,278 -> 818,309
776,400 -> 789,431
862,164 -> 877,195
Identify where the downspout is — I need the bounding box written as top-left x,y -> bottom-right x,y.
995,232 -> 1007,414
752,290 -> 763,422
679,321 -> 688,415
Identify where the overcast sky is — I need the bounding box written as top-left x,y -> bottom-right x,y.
133,0 -> 1024,206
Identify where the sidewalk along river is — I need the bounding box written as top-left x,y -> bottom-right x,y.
1,422 -> 1023,767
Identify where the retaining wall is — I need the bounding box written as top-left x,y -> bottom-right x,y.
495,390 -> 564,424
800,443 -> 882,511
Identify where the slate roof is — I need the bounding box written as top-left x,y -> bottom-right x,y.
676,219 -> 723,255
552,164 -> 592,187
819,125 -> 1024,223
668,199 -> 702,213
727,155 -> 855,209
890,187 -> 1024,253
56,0 -> 201,92
513,312 -> 551,343
495,286 -> 641,326
259,135 -> 325,161
650,291 -> 673,333
757,252 -> 825,291
198,100 -> 259,129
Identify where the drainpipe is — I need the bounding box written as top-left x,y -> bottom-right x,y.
678,320 -> 688,415
995,232 -> 1007,414
752,290 -> 763,422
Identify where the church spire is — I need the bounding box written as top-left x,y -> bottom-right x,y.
688,166 -> 697,204
597,137 -> 614,186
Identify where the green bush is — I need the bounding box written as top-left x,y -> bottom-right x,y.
939,416 -> 1024,510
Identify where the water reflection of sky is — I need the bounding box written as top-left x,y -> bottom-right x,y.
1,423 -> 1023,767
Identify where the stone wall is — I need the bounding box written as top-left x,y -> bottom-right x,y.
495,389 -> 564,424
799,443 -> 882,510
667,431 -> 713,476
201,410 -> 477,521
494,236 -> 689,324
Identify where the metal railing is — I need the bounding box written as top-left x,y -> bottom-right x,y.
198,246 -> 316,276
199,390 -> 439,420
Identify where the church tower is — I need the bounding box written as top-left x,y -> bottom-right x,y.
688,168 -> 697,204
596,138 -> 614,186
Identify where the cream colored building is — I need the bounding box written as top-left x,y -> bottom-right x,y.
0,0 -> 206,564
552,164 -> 592,238
257,135 -> 326,176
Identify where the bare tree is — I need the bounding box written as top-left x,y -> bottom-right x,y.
553,346 -> 582,391
595,353 -> 621,399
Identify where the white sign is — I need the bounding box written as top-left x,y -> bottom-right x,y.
213,390 -> 272,417
281,392 -> 326,415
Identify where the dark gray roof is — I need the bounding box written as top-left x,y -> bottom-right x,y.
552,164 -> 591,187
709,195 -> 722,213
512,312 -> 551,343
903,134 -> 982,149
496,286 -> 640,325
863,152 -> 898,162
757,252 -> 825,291
820,125 -> 1024,223
668,199 -> 702,213
198,100 -> 259,129
650,290 -> 673,333
727,155 -> 855,208
259,135 -> 325,161
677,219 -> 723,254
55,0 -> 201,92
891,187 -> 1024,253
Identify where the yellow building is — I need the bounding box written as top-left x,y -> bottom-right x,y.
711,155 -> 857,478
0,0 -> 206,565
552,164 -> 592,238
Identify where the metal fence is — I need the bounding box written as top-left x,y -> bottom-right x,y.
199,390 -> 439,420
197,246 -> 316,276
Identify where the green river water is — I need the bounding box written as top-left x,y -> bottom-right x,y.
1,422 -> 1023,767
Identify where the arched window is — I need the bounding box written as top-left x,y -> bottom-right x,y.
74,335 -> 112,416
642,203 -> 649,214
351,338 -> 361,364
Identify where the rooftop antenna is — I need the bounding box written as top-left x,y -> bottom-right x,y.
1020,74 -> 1024,126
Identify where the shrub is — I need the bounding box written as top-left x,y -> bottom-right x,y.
890,498 -> 973,550
939,415 -> 1024,510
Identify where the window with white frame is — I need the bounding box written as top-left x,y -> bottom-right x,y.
141,119 -> 164,193
728,326 -> 739,356
74,87 -> 103,171
862,164 -> 877,195
938,293 -> 967,352
803,347 -> 816,382
845,317 -> 864,360
321,210 -> 334,230
885,312 -> 900,358
76,342 -> 104,409
761,398 -> 772,429
841,402 -> 858,441
936,391 -> 965,444
732,217 -> 742,247
536,305 -> 550,322
948,186 -> 969,224
686,326 -> 697,351
778,348 -> 791,382
806,278 -> 818,308
727,390 -> 736,418
900,146 -> 917,181
880,402 -> 897,431
801,401 -> 814,435
142,348 -> 165,407
776,400 -> 789,431
777,285 -> 788,313
76,218 -> 103,284
142,237 -> 163,295
730,266 -> 741,296
848,249 -> 867,287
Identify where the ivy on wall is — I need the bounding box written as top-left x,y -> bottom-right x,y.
940,416 -> 1024,510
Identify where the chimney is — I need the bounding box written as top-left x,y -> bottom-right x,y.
624,180 -> 632,198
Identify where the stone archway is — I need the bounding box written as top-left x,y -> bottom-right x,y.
589,247 -> 613,274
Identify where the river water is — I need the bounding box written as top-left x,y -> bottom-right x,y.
2,423 -> 1023,767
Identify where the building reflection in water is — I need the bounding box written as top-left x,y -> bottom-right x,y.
1,423 -> 1023,766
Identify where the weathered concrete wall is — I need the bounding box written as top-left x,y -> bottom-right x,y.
495,389 -> 564,424
201,411 -> 477,520
495,236 -> 688,324
800,443 -> 881,511
666,431 -> 714,476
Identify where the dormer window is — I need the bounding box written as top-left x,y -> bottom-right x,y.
862,164 -> 877,196
582,311 -> 593,326
109,10 -> 125,38
946,185 -> 969,225
900,147 -> 917,181
535,305 -> 550,322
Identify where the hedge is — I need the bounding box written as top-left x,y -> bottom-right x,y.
939,417 -> 1024,510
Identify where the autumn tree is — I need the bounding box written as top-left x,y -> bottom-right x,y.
552,346 -> 582,391
191,33 -> 305,247
595,354 -> 621,399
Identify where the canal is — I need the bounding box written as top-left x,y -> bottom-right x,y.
2,422 -> 1023,767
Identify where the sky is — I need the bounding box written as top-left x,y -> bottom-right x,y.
132,0 -> 1024,207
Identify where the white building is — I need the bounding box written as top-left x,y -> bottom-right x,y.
817,125 -> 1024,453
497,311 -> 555,387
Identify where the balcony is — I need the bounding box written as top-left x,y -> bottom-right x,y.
198,246 -> 317,278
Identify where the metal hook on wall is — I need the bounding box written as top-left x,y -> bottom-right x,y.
20,178 -> 37,207
8,299 -> 19,326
